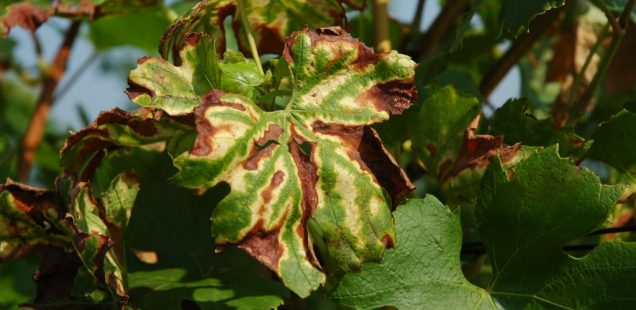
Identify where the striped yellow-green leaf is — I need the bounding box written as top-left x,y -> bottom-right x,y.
159,0 -> 366,60
170,27 -> 416,297
67,174 -> 139,298
127,32 -> 265,114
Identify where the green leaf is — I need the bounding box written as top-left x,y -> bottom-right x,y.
500,0 -> 565,36
171,28 -> 416,297
89,10 -> 170,52
159,0 -> 366,59
410,85 -> 481,177
477,146 -> 630,308
0,258 -> 37,309
129,249 -> 289,310
590,109 -> 636,175
333,147 -> 636,308
491,98 -> 589,158
331,196 -> 492,309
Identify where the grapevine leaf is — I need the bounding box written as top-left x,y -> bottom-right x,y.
491,98 -> 589,158
98,149 -> 289,309
477,146 -> 630,308
590,109 -> 636,175
1,0 -> 161,37
331,196 -> 493,309
171,27 -> 416,297
89,10 -> 170,52
0,181 -> 84,305
66,175 -> 139,298
127,33 -> 264,114
60,108 -> 189,179
409,86 -> 481,178
159,0 -> 366,60
129,249 -> 289,310
0,180 -> 70,261
409,86 -> 520,202
333,147 -> 636,309
500,0 -> 565,36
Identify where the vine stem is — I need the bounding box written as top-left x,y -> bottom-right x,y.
567,23 -> 610,106
462,225 -> 636,254
237,0 -> 264,75
373,0 -> 391,53
18,21 -> 81,182
480,8 -> 563,99
413,0 -> 470,57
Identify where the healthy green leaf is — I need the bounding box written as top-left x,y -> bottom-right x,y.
160,0 -> 366,60
331,196 -> 492,309
590,109 -> 636,175
170,27 -> 416,297
491,98 -> 589,158
410,85 -> 481,177
477,146 -> 630,308
89,10 -> 170,52
500,0 -> 565,36
333,147 -> 636,309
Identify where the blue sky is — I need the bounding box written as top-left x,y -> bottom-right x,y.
8,0 -> 519,130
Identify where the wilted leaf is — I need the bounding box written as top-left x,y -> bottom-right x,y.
500,0 -> 565,36
590,109 -> 636,176
169,27 -> 416,297
1,0 -> 161,37
159,0 -> 366,60
333,147 -> 636,309
0,180 -> 69,261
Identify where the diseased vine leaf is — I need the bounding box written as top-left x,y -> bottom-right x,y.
500,0 -> 565,36
0,0 -> 160,37
491,98 -> 589,158
66,173 -> 139,298
169,27 -> 416,297
127,33 -> 265,115
0,180 -> 69,261
590,109 -> 636,176
333,147 -> 636,309
159,0 -> 366,60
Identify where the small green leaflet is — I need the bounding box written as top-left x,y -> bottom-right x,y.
500,0 -> 565,36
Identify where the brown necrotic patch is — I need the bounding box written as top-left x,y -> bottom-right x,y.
289,124 -> 322,268
243,124 -> 284,170
312,122 -> 414,206
191,90 -> 247,156
1,3 -> 49,37
238,219 -> 284,272
360,79 -> 416,115
261,171 -> 285,207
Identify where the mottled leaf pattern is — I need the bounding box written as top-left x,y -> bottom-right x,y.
169,27 -> 416,296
